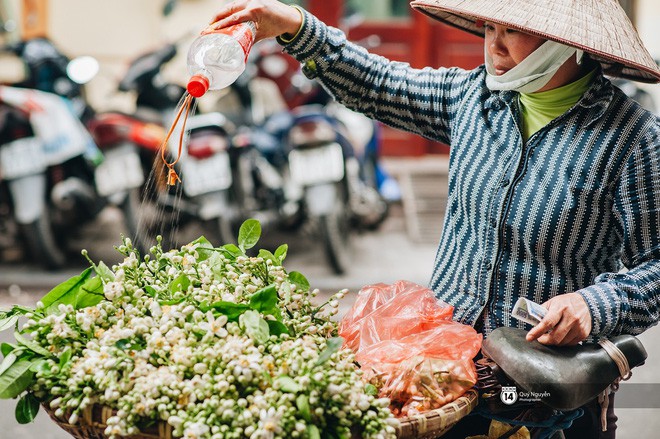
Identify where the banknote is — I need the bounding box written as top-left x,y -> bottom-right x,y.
512,297 -> 548,326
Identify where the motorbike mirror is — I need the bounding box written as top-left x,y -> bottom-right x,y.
66,56 -> 99,84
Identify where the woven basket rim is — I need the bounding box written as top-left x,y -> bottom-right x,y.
395,389 -> 479,438
43,389 -> 478,438
43,403 -> 173,439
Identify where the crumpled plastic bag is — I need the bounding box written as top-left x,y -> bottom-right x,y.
339,280 -> 482,417
339,280 -> 454,353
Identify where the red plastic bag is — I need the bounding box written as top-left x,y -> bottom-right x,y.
339,281 -> 482,417
339,280 -> 454,352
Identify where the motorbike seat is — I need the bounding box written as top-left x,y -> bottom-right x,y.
481,327 -> 647,411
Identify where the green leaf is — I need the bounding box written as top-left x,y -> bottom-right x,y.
1,343 -> 18,357
307,424 -> 321,439
249,285 -> 278,314
296,393 -> 312,422
75,276 -> 105,309
190,236 -> 214,261
0,314 -> 19,332
206,250 -> 226,271
271,307 -> 284,323
274,244 -> 288,264
14,331 -> 51,358
95,261 -> 115,282
288,271 -> 310,292
115,338 -> 146,351
239,310 -> 269,344
211,302 -> 251,322
364,383 -> 378,396
144,286 -> 158,298
257,249 -> 277,265
276,375 -> 301,393
221,244 -> 242,258
10,306 -> 34,314
29,359 -> 50,374
238,219 -> 261,251
80,275 -> 103,293
266,320 -> 289,337
198,301 -> 211,313
160,297 -> 185,306
40,268 -> 93,314
15,392 -> 40,424
0,359 -> 35,399
315,337 -> 344,367
58,348 -> 72,370
169,274 -> 190,294
0,352 -> 17,376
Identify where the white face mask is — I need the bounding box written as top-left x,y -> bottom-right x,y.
485,39 -> 579,93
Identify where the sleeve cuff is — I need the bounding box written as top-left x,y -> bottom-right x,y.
276,5 -> 305,44
577,283 -> 623,339
275,8 -> 329,69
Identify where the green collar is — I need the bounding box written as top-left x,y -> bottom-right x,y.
519,69 -> 597,141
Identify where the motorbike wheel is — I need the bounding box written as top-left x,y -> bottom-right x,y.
319,199 -> 352,275
20,214 -> 68,270
359,186 -> 390,231
118,187 -> 154,255
358,160 -> 390,230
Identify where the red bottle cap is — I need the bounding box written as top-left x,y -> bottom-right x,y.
187,74 -> 210,97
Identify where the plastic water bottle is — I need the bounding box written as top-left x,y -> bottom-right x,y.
186,21 -> 257,97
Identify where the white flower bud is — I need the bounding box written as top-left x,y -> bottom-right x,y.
168,415 -> 184,429
49,398 -> 62,409
193,363 -> 208,374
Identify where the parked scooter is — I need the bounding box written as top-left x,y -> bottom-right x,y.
184,36 -> 394,273
177,67 -> 303,246
85,41 -> 186,248
160,110 -> 240,246
0,85 -> 102,269
243,41 -> 393,273
254,38 -> 401,203
0,38 -> 146,268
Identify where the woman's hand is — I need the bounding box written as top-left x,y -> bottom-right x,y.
206,0 -> 303,42
525,293 -> 592,346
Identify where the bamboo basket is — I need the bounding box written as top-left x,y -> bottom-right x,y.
44,404 -> 174,439
395,389 -> 479,438
44,389 -> 478,439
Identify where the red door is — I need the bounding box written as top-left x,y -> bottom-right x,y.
305,1 -> 483,156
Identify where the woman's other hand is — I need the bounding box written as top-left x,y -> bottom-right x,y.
206,0 -> 303,42
525,293 -> 592,346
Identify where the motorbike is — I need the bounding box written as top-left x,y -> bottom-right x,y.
0,38 -> 146,268
159,110 -> 240,247
173,69 -> 304,247
254,38 -> 401,204
184,37 -> 394,273
0,85 -> 101,269
84,41 -> 186,249
242,40 -> 394,274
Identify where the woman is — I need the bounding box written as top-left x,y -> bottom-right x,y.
206,0 -> 659,436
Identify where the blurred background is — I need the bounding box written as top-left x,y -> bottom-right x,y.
0,0 -> 659,438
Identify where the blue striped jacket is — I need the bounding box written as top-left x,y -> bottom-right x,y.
280,10 -> 660,339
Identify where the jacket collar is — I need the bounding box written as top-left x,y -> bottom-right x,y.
483,69 -> 614,127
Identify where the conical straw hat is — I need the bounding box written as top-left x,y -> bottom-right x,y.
410,0 -> 660,83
